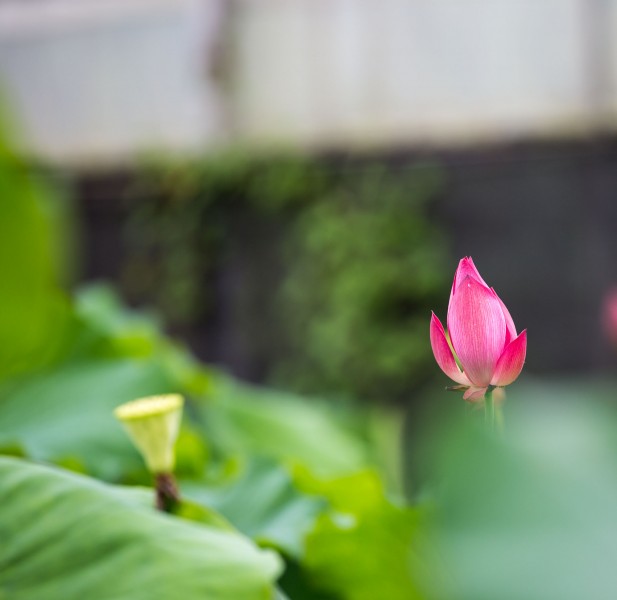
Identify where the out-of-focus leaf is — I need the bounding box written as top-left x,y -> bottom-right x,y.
364,406 -> 406,494
0,358 -> 177,480
68,285 -> 211,396
421,382 -> 617,600
69,284 -> 163,359
0,285 -> 217,481
196,376 -> 369,477
172,497 -> 236,530
277,560 -> 340,600
295,469 -> 424,600
174,425 -> 210,478
182,458 -> 327,558
0,115 -> 69,380
0,456 -> 282,600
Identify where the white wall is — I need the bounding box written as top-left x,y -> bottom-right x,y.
0,0 -> 225,165
230,0 -> 594,146
0,0 -> 612,164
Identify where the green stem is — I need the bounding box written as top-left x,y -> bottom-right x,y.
495,403 -> 505,435
484,387 -> 495,431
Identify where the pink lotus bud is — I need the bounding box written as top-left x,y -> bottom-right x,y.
602,287 -> 617,346
430,257 -> 527,401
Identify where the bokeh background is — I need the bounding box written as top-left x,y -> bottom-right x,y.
2,0 -> 617,406
6,3 -> 617,599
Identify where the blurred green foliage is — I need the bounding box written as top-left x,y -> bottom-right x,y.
0,127 -> 424,598
7,118 -> 617,600
125,153 -> 449,402
182,457 -> 327,559
0,112 -> 70,379
279,164 -> 446,401
0,280 -> 424,599
297,468 -> 424,600
418,380 -> 617,600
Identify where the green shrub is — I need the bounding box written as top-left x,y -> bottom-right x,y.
125,153 -> 449,402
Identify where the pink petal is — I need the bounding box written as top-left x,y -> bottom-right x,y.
463,386 -> 487,402
491,330 -> 527,386
449,257 -> 491,324
602,288 -> 617,344
492,288 -> 517,344
451,257 -> 490,296
430,313 -> 471,386
447,276 -> 506,387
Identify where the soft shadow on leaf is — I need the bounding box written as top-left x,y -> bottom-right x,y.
0,442 -> 26,458
182,457 -> 326,559
277,560 -> 340,600
172,498 -> 236,531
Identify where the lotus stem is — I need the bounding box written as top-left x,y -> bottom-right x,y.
155,472 -> 180,513
484,386 -> 495,431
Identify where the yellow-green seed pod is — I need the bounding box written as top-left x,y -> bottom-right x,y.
114,394 -> 184,473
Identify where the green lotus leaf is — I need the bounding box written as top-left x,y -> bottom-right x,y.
0,456 -> 283,600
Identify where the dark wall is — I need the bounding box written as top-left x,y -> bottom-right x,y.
76,172 -> 297,384
436,139 -> 617,376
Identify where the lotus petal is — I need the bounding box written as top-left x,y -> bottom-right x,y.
463,386 -> 487,402
493,288 -> 517,344
448,276 -> 506,386
491,330 -> 527,386
430,313 -> 471,386
448,257 -> 491,326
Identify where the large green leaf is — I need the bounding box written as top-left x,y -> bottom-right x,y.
0,358 -> 177,480
182,458 -> 327,559
0,282 -> 370,481
0,456 -> 282,600
197,376 -> 369,477
0,113 -> 69,379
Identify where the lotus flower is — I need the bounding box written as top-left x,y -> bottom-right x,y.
430,257 -> 527,401
602,287 -> 617,346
